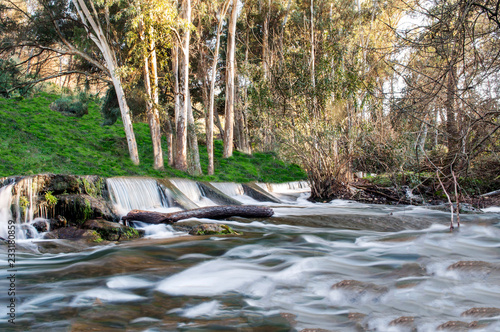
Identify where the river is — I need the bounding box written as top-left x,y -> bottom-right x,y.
1,180 -> 500,331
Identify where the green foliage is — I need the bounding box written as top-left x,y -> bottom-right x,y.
49,93 -> 89,117
0,94 -> 306,183
44,191 -> 58,208
0,59 -> 33,98
82,199 -> 92,222
100,86 -> 120,126
195,224 -> 241,236
19,196 -> 29,213
79,177 -> 103,198
91,231 -> 104,243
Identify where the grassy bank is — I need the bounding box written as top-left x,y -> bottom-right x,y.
0,93 -> 306,183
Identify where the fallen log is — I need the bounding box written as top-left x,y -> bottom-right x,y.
122,205 -> 274,224
481,189 -> 500,197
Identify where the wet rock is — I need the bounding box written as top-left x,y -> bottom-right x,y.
395,279 -> 424,289
44,226 -> 102,242
31,219 -> 50,232
280,312 -> 297,326
347,312 -> 366,323
55,194 -> 116,223
389,316 -> 414,326
461,307 -> 500,317
389,316 -> 417,331
82,219 -> 144,241
447,261 -> 499,273
391,263 -> 427,278
331,280 -> 388,294
188,223 -> 240,236
436,320 -> 476,331
51,215 -> 68,229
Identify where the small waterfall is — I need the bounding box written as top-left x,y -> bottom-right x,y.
211,182 -> 244,196
107,178 -> 168,215
0,183 -> 43,240
0,184 -> 14,239
169,179 -> 217,207
266,181 -> 310,193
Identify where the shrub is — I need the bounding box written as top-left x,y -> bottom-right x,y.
50,93 -> 89,117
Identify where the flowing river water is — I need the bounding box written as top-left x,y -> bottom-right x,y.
1,179 -> 500,331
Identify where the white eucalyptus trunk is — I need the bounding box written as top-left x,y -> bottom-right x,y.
223,0 -> 238,158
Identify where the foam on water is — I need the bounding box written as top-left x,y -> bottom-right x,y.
132,221 -> 186,238
70,288 -> 146,306
156,260 -> 272,296
107,276 -> 154,289
169,300 -> 222,318
483,206 -> 500,213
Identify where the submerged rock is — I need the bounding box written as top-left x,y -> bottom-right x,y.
390,263 -> 428,278
436,320 -> 481,331
389,316 -> 416,331
447,261 -> 499,273
461,307 -> 500,317
331,279 -> 388,294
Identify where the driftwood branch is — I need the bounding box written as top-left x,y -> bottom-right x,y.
122,205 -> 274,224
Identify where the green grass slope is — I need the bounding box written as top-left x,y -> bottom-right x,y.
0,94 -> 306,183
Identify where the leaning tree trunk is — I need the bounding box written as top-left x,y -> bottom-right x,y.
72,0 -> 139,165
223,0 -> 238,158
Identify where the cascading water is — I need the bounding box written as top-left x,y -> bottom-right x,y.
266,180 -> 310,193
211,182 -> 263,204
106,178 -> 168,216
0,184 -> 14,239
0,182 -> 46,240
210,182 -> 244,196
169,179 -> 217,207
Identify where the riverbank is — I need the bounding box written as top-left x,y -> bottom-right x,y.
0,94 -> 306,183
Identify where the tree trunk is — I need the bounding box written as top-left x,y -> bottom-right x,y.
149,28 -> 163,169
207,2 -> 228,175
164,117 -> 174,166
223,0 -> 238,158
263,0 -> 270,80
72,0 -> 139,165
310,0 -> 317,115
140,18 -> 164,170
175,0 -> 191,171
187,91 -> 202,175
445,62 -> 459,167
